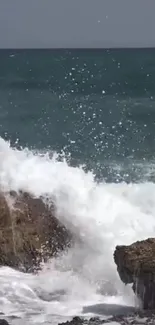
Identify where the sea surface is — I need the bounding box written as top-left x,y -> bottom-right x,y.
0,49 -> 155,324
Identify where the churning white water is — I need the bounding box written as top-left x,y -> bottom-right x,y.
0,137 -> 155,324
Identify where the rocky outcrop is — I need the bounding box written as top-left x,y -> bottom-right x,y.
0,191 -> 71,272
114,238 -> 155,309
58,312 -> 155,325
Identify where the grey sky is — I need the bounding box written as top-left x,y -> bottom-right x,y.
0,0 -> 155,48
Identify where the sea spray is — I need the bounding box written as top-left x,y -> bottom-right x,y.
0,138 -> 154,322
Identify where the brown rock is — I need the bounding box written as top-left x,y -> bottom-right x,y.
0,191 -> 71,272
114,238 -> 155,309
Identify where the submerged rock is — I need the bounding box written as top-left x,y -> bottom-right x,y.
0,190 -> 71,271
114,238 -> 155,309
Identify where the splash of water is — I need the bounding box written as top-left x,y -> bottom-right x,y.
0,137 -> 155,323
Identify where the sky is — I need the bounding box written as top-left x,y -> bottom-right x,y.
0,0 -> 155,48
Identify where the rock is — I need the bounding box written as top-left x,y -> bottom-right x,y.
0,320 -> 10,325
58,312 -> 155,325
114,238 -> 155,309
59,317 -> 84,325
0,190 -> 71,271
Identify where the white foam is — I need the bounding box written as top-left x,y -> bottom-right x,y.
0,137 -> 154,323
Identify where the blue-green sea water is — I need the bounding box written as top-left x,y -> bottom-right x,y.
0,49 -> 155,182
0,49 -> 155,325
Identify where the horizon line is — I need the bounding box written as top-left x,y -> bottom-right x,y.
0,47 -> 155,51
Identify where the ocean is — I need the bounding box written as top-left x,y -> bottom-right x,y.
0,49 -> 155,324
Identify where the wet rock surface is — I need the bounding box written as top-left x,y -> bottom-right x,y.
0,190 -> 71,271
0,320 -> 10,325
58,312 -> 155,325
114,238 -> 155,309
